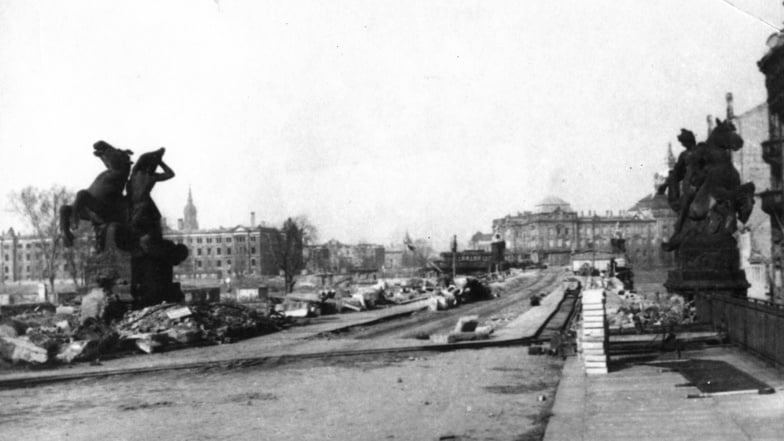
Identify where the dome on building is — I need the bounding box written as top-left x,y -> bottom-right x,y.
535,196 -> 573,213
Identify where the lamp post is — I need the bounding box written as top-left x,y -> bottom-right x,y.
451,235 -> 457,282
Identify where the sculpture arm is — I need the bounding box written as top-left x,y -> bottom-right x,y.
156,160 -> 175,181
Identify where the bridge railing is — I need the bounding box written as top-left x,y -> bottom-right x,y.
696,293 -> 784,366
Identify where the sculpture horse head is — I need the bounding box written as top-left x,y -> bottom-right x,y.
707,118 -> 743,152
93,140 -> 134,174
60,141 -> 135,248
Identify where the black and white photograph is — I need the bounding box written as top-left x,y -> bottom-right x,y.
1,1 -> 783,440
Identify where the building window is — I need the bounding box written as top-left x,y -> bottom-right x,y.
217,237 -> 222,243
251,247 -> 256,254
207,238 -> 212,243
207,248 -> 212,255
217,248 -> 222,255
251,236 -> 256,242
197,238 -> 203,244
197,249 -> 202,256
226,249 -> 231,255
216,260 -> 222,267
251,258 -> 256,266
196,260 -> 202,268
226,238 -> 232,243
227,259 -> 232,267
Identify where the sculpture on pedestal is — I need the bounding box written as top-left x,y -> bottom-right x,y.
60,141 -> 189,307
659,120 -> 756,297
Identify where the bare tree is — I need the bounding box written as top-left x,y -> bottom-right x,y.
62,221 -> 94,288
274,216 -> 318,293
8,186 -> 72,298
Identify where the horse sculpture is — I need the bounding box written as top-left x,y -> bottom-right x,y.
60,141 -> 134,250
61,140 -> 189,307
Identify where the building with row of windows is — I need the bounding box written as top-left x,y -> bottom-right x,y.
0,228 -> 73,283
164,224 -> 280,279
162,194 -> 280,279
306,239 -> 386,274
490,194 -> 677,268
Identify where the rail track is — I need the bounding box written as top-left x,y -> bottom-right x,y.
533,279 -> 582,343
319,271 -> 562,340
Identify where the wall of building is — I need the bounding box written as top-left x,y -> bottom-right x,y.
492,201 -> 673,269
164,226 -> 279,279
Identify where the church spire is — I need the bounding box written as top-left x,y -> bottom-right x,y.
666,142 -> 676,169
183,186 -> 199,231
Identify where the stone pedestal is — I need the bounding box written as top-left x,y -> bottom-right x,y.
665,233 -> 749,298
131,255 -> 184,307
84,246 -> 132,289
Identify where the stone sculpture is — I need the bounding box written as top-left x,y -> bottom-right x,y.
660,120 -> 755,297
60,141 -> 188,307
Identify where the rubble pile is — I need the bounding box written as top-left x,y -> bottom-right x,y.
607,291 -> 696,333
116,303 -> 281,353
0,302 -> 282,365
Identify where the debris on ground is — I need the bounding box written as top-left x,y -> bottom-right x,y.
0,301 -> 282,365
116,302 -> 281,352
431,315 -> 494,344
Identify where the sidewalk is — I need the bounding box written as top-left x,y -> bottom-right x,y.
544,347 -> 784,441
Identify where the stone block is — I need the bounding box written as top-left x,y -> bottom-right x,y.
454,315 -> 479,333
0,336 -> 48,364
586,367 -> 608,375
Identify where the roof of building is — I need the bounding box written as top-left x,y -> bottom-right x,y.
535,196 -> 573,213
471,232 -> 494,242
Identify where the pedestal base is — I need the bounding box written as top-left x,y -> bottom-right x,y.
664,233 -> 749,298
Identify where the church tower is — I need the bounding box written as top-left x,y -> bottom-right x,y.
183,187 -> 199,231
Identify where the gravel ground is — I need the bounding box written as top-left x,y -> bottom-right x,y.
0,347 -> 563,441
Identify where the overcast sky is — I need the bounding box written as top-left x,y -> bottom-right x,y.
0,0 -> 781,250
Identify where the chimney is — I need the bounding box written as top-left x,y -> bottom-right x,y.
177,218 -> 184,230
250,211 -> 256,227
726,92 -> 735,122
707,114 -> 714,137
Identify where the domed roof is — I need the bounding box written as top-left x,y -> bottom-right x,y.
535,196 -> 573,213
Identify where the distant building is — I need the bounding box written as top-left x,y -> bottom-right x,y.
383,249 -> 403,271
469,232 -> 494,251
491,193 -> 676,269
164,194 -> 279,278
0,228 -> 71,283
729,95 -> 771,300
758,34 -> 784,302
306,239 -> 385,273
